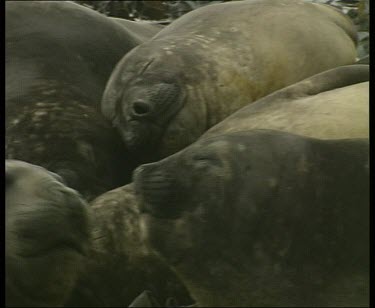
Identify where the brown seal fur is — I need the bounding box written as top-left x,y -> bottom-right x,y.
102,0 -> 357,161
204,64 -> 369,140
65,184 -> 193,307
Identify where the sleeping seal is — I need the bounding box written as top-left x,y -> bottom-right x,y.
102,0 -> 357,160
6,160 -> 90,307
134,129 -> 369,307
204,64 -> 369,140
6,161 -> 192,307
6,1 -> 161,200
64,184 -> 193,307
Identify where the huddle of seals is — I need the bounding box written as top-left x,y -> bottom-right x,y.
5,0 -> 369,307
133,64 -> 369,306
5,1 -> 161,200
5,2 -> 191,307
102,0 -> 358,160
5,161 -> 192,307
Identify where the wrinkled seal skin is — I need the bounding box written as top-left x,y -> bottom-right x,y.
134,130 -> 369,307
6,160 -> 90,307
204,64 -> 369,140
5,1 -> 161,200
102,0 -> 357,161
64,184 -> 193,307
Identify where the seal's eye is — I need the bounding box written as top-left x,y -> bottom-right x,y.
132,100 -> 151,116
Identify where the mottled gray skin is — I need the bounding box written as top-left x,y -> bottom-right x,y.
204,64 -> 369,140
102,0 -> 357,161
65,184 -> 193,307
133,130 -> 369,307
6,162 -> 192,307
6,160 -> 90,307
6,1 -> 159,200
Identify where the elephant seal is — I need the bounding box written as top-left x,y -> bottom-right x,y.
64,184 -> 193,307
5,1 -> 158,200
6,160 -> 90,307
133,129 -> 369,307
6,161 -> 193,307
102,0 -> 357,160
204,64 -> 369,140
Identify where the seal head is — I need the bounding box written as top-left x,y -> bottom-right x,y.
6,160 -> 90,307
102,44 -> 190,159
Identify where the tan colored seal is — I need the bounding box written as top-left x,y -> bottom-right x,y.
204,64 -> 369,140
102,0 -> 357,159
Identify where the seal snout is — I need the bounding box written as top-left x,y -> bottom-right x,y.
133,163 -> 182,219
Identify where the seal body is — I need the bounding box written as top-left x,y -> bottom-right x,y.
102,0 -> 357,160
204,64 -> 369,140
6,161 -> 192,307
6,1 -> 160,200
134,130 -> 369,306
64,184 -> 193,307
6,160 -> 90,307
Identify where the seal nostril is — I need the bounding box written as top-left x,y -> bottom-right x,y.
132,101 -> 151,116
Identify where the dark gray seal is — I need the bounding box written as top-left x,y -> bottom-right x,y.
6,160 -> 90,307
6,162 -> 193,307
64,183 -> 193,307
134,129 -> 369,307
102,0 -> 358,160
5,1 -> 161,200
204,64 -> 369,140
